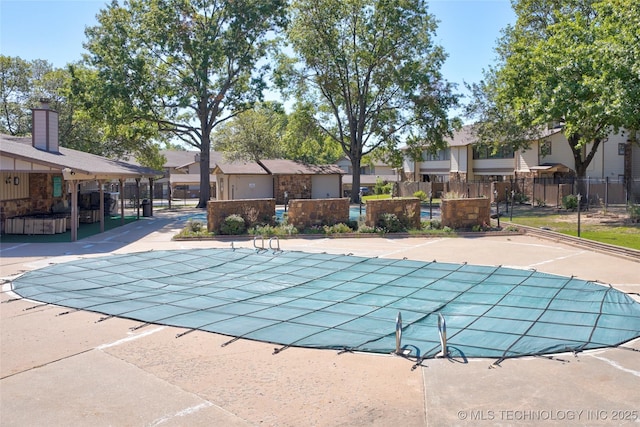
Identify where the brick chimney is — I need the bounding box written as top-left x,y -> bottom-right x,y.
32,99 -> 59,152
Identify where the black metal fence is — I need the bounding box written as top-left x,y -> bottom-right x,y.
446,177 -> 640,207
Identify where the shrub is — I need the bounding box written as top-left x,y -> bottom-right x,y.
627,203 -> 640,223
413,190 -> 427,201
513,192 -> 530,205
357,224 -> 377,233
470,222 -> 491,232
377,213 -> 405,233
249,223 -> 299,237
422,219 -> 442,230
220,214 -> 246,235
302,225 -> 324,234
562,195 -> 579,211
442,191 -> 465,199
323,223 -> 354,235
187,219 -> 204,233
374,177 -> 393,195
174,219 -> 213,238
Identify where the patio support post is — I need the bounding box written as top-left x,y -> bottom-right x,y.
149,177 -> 154,216
136,178 -> 141,219
119,178 -> 125,225
494,189 -> 500,228
69,179 -> 79,242
99,180 -> 105,233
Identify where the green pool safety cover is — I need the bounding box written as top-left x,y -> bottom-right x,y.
10,248 -> 640,360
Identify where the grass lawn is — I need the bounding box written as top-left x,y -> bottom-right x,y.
507,206 -> 640,250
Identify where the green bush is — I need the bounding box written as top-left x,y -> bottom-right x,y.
249,223 -> 298,236
513,192 -> 530,204
377,213 -> 406,233
422,219 -> 442,230
357,224 -> 377,233
174,219 -> 213,238
413,190 -> 427,201
220,214 -> 246,235
374,177 -> 393,195
187,219 -> 204,233
323,223 -> 354,235
562,195 -> 579,211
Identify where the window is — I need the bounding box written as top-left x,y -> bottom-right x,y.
422,147 -> 451,161
472,145 -> 514,160
618,143 -> 626,155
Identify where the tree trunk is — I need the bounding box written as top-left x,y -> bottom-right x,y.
568,133 -> 602,197
197,134 -> 211,208
350,155 -> 362,203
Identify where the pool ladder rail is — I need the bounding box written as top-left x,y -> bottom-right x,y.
394,311 -> 448,360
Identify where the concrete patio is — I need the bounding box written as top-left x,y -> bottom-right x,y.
1,208 -> 638,426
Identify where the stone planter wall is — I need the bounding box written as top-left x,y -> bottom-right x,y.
207,199 -> 275,233
440,197 -> 490,229
365,198 -> 421,229
287,198 -> 350,229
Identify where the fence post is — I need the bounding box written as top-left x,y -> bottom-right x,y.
532,178 -> 536,207
587,177 -> 590,210
605,176 -> 609,208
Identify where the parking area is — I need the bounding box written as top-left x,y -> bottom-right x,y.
1,209 -> 639,426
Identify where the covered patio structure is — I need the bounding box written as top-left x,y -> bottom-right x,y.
0,102 -> 161,241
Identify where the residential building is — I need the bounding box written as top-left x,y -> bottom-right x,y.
405,124 -> 640,203
335,156 -> 399,196
213,159 -> 343,204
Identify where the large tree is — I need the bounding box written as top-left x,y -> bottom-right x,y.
468,0 -> 640,181
594,0 -> 640,186
0,56 -> 53,136
284,0 -> 459,202
0,56 -> 164,168
214,102 -> 287,162
280,101 -> 343,165
84,0 -> 288,207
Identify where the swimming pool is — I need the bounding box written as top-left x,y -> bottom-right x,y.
189,206 -> 440,224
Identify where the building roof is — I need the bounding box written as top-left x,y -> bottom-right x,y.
529,163 -> 572,173
1,134 -> 161,179
160,150 -> 225,169
415,124 -> 565,149
213,159 -> 344,176
212,161 -> 269,175
168,174 -> 216,185
445,125 -> 479,147
260,159 -> 343,175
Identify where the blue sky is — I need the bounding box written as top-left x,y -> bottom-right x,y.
1,0 -> 515,103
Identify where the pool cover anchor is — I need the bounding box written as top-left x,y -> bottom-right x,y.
273,344 -> 290,355
436,313 -> 449,358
